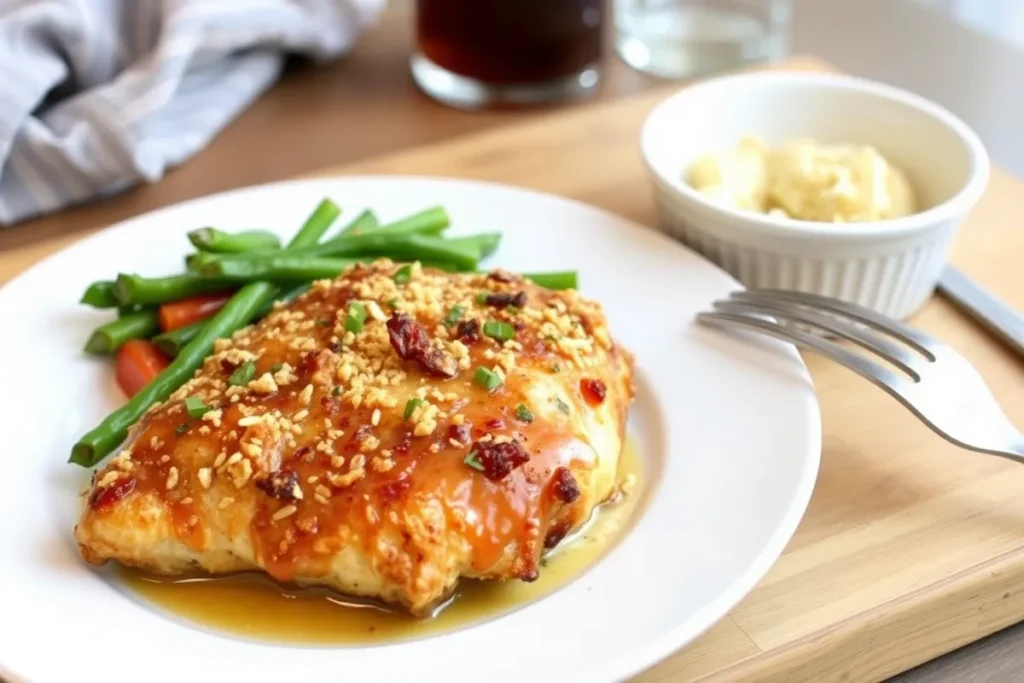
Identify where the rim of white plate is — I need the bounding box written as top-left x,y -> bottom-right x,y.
0,176 -> 820,683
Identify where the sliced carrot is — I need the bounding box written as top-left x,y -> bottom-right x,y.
158,292 -> 234,332
115,340 -> 169,398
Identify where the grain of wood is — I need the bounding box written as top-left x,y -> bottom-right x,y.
6,57 -> 1024,682
318,61 -> 1024,682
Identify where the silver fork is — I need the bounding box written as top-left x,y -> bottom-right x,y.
696,289 -> 1024,462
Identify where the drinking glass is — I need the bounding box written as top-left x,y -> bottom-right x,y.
615,0 -> 791,79
411,0 -> 606,109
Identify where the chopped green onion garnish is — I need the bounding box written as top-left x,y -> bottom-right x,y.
316,317 -> 332,327
393,264 -> 413,284
443,305 -> 464,326
483,320 -> 515,342
473,367 -> 502,392
345,302 -> 367,333
184,396 -> 211,419
269,363 -> 283,374
555,398 -> 570,414
332,386 -> 342,397
515,404 -> 534,423
506,306 -> 520,315
387,297 -> 399,309
464,451 -> 485,471
175,423 -> 189,436
404,397 -> 424,420
475,292 -> 488,304
552,363 -> 561,373
543,334 -> 559,343
228,360 -> 256,386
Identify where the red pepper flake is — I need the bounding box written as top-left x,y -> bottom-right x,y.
580,378 -> 607,406
485,417 -> 505,431
256,469 -> 301,500
386,312 -> 458,378
379,478 -> 411,502
297,351 -> 318,375
483,291 -> 527,309
455,319 -> 481,344
447,423 -> 471,445
393,432 -> 412,455
552,467 -> 581,503
89,475 -> 136,511
320,395 -> 343,415
344,424 -> 374,453
465,439 -> 530,481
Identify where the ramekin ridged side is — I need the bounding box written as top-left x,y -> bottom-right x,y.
638,72 -> 990,320
651,181 -> 959,319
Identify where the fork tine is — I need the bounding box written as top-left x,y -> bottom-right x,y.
712,299 -> 922,380
700,309 -> 1024,463
696,310 -> 909,391
731,289 -> 938,360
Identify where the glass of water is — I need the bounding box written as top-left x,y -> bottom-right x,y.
615,0 -> 792,79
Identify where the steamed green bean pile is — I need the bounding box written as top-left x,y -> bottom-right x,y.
71,198 -> 578,468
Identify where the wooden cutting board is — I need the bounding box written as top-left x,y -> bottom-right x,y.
312,59 -> 1024,682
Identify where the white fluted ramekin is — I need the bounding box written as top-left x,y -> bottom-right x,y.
640,72 -> 989,319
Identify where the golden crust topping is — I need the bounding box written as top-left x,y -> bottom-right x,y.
83,259 -> 633,592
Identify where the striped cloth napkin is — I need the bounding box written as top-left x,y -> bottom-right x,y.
0,0 -> 385,225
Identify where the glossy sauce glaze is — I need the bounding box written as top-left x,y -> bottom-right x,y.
118,439 -> 642,645
80,263 -> 635,614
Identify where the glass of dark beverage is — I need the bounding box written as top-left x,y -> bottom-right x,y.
412,0 -> 606,109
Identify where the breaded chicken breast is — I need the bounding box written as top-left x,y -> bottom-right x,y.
76,260 -> 634,614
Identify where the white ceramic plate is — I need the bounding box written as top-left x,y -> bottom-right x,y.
0,177 -> 820,683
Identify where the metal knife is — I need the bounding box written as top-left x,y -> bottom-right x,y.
938,266 -> 1024,357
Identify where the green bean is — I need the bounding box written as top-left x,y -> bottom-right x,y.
336,206 -> 448,238
80,281 -> 118,308
523,271 -> 578,290
114,273 -> 236,306
292,198 -> 341,246
83,310 -> 161,355
254,283 -> 311,318
151,321 -> 203,357
445,233 -> 502,260
117,304 -> 147,318
70,284 -> 271,467
209,232 -> 480,272
188,208 -> 386,266
315,233 -> 478,270
184,211 -> 328,266
184,251 -> 221,272
202,256 -> 363,282
70,199 -> 340,467
336,209 -> 380,237
188,228 -> 281,253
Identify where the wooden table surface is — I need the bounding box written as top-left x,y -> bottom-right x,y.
0,6 -> 661,284
320,63 -> 1024,682
7,7 -> 1024,683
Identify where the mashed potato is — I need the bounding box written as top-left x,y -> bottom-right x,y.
687,136 -> 917,223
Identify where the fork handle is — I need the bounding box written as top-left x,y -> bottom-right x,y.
938,266 -> 1024,358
